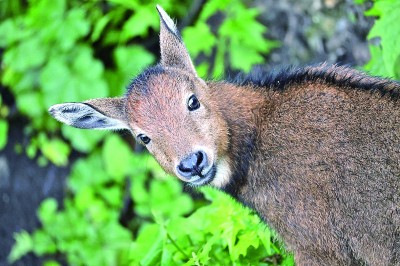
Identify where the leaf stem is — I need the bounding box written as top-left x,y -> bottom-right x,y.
166,231 -> 189,259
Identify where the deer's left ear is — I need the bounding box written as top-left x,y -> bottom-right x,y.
48,97 -> 130,131
156,5 -> 197,76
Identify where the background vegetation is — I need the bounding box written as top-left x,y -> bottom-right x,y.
1,0 -> 399,265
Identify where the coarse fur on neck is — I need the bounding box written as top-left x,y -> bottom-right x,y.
204,81 -> 266,196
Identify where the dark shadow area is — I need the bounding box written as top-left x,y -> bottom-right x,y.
0,119 -> 69,266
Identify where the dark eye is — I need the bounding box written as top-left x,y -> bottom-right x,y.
138,134 -> 151,145
188,95 -> 200,111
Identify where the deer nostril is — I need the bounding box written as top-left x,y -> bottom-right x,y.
177,151 -> 208,179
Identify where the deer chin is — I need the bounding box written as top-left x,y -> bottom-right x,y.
209,157 -> 231,188
188,164 -> 217,186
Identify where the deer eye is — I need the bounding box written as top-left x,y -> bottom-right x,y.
187,95 -> 200,111
138,134 -> 151,145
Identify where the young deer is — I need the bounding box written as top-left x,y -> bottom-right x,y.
49,6 -> 400,265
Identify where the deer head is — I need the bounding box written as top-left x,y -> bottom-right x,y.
49,5 -> 231,187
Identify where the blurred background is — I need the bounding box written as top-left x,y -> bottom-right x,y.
0,0 -> 399,265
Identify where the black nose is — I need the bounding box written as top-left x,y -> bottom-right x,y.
177,151 -> 208,179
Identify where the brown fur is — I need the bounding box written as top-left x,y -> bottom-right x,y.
229,69 -> 400,265
48,6 -> 400,265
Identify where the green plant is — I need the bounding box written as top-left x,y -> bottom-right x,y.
363,0 -> 400,79
3,0 -> 290,265
10,135 -> 291,265
0,95 -> 8,150
0,0 -> 157,164
182,0 -> 278,77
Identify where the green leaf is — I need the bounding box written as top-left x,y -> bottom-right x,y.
365,0 -> 400,78
57,8 -> 90,51
120,5 -> 158,41
32,230 -> 57,255
38,198 -> 58,225
8,231 -> 33,263
102,135 -> 133,180
91,14 -> 111,42
16,91 -> 43,117
68,151 -> 110,192
3,36 -> 48,71
136,224 -> 164,266
0,119 -> 8,150
0,18 -> 26,47
43,260 -> 61,266
183,23 -> 216,56
114,46 -> 155,75
61,126 -> 106,153
40,57 -> 71,106
39,137 -> 71,166
43,261 -> 61,266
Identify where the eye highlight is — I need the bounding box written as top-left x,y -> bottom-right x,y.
137,134 -> 151,145
187,95 -> 200,111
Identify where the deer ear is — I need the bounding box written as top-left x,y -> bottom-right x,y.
48,97 -> 130,131
156,5 -> 197,76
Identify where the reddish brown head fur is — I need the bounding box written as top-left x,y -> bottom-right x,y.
125,66 -> 229,184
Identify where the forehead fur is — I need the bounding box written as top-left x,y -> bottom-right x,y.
126,65 -> 194,96
125,65 -> 195,128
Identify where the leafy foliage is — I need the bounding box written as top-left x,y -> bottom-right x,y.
182,0 -> 279,77
9,135 -> 290,265
1,0 -> 290,265
0,0 -> 157,163
363,0 -> 400,79
0,95 -> 8,150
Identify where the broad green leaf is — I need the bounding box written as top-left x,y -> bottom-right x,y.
102,135 -> 133,180
43,260 -> 61,266
114,46 -> 155,75
38,198 -> 58,225
120,5 -> 158,41
91,14 -> 111,42
61,126 -> 106,153
57,8 -> 90,51
0,119 -> 8,150
32,230 -> 57,255
365,0 -> 400,78
39,137 -> 71,166
183,23 -> 216,56
8,231 -> 33,263
16,91 -> 43,117
3,37 -> 48,71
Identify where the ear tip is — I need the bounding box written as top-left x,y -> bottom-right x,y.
155,4 -> 178,35
48,104 -> 61,116
48,106 -> 55,115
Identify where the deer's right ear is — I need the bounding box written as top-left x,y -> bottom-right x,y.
156,5 -> 198,76
48,97 -> 130,131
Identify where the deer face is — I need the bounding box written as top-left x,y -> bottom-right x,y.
49,6 -> 232,187
126,67 -> 229,185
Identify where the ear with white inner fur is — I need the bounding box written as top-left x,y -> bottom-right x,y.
48,97 -> 130,131
156,5 -> 198,76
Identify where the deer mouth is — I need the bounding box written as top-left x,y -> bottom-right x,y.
190,164 -> 216,186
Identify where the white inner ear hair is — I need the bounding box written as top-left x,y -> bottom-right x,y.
49,103 -> 89,126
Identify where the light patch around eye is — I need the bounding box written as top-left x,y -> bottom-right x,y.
210,157 -> 231,188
